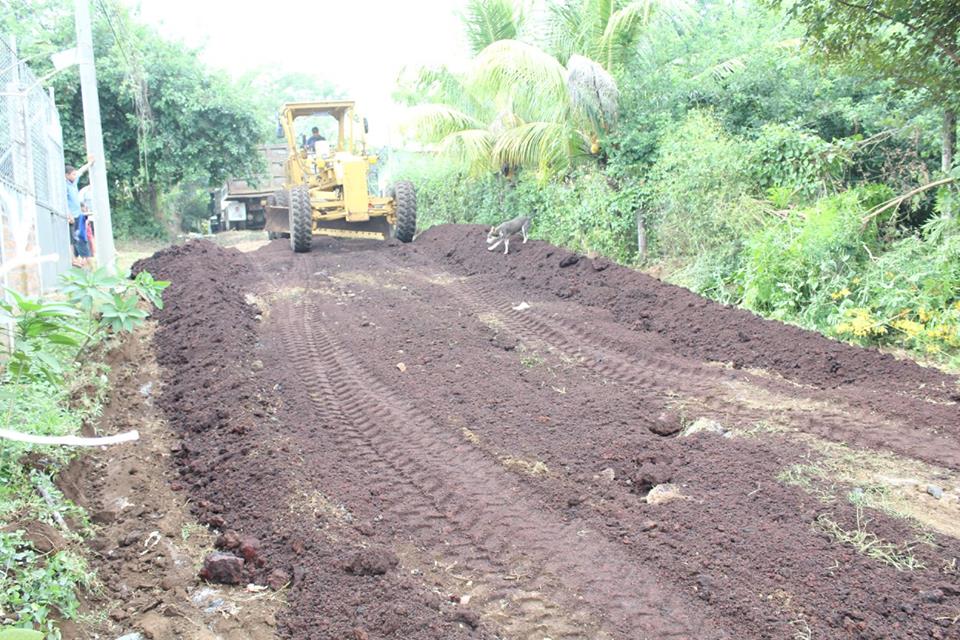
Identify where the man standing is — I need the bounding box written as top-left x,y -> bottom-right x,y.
79,184 -> 96,261
65,155 -> 94,267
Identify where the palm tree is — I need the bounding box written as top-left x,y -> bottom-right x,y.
404,0 -> 689,177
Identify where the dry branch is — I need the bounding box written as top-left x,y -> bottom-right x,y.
860,176 -> 956,227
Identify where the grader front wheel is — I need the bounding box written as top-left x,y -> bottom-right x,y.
391,181 -> 417,243
289,186 -> 312,253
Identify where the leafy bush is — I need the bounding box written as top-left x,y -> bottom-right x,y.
748,123 -> 848,199
0,268 -> 168,637
739,185 -> 891,323
644,110 -> 752,258
829,232 -> 960,361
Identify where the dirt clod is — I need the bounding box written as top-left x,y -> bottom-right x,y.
216,529 -> 241,550
345,547 -> 399,576
648,412 -> 683,436
451,607 -> 481,629
596,467 -> 616,483
119,530 -> 143,547
266,568 -> 290,591
238,535 -> 263,566
199,552 -> 244,585
640,520 -> 658,532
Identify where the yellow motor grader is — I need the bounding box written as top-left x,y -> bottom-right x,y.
264,101 -> 416,252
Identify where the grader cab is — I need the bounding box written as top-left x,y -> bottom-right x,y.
264,101 -> 416,252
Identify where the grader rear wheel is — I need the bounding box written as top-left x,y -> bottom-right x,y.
289,186 -> 313,253
389,181 -> 417,243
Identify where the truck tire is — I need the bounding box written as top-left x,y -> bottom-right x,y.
391,181 -> 417,243
289,186 -> 312,253
266,191 -> 290,240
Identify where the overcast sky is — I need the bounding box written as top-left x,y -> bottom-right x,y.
128,0 -> 471,144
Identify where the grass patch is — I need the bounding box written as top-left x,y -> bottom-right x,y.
777,462 -> 837,503
0,530 -> 94,638
519,354 -> 545,368
773,437 -> 960,539
815,505 -> 927,571
501,456 -> 550,477
0,373 -> 107,639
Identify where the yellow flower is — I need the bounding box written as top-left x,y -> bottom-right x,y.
953,301 -> 960,311
892,318 -> 923,338
918,308 -> 931,322
831,287 -> 851,300
851,277 -> 861,285
840,308 -> 884,337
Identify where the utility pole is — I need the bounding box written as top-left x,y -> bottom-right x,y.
74,0 -> 116,273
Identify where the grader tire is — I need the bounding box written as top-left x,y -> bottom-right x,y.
391,181 -> 417,243
266,191 -> 290,240
289,186 -> 312,253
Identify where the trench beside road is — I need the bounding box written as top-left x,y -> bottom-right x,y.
136,224 -> 960,640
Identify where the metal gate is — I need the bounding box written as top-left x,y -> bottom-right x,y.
0,35 -> 71,296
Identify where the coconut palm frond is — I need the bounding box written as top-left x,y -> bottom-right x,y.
489,104 -> 524,137
598,0 -> 695,69
566,54 -> 620,134
694,56 -> 747,82
492,121 -> 582,178
710,56 -> 746,80
405,104 -> 487,143
546,0 -> 587,63
462,0 -> 525,55
436,129 -> 497,173
470,39 -> 569,116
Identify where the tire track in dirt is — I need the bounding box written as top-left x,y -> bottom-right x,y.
142,239 -> 960,640
381,253 -> 960,470
256,254 -> 726,640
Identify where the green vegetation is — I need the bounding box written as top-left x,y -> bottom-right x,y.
0,269 -> 166,637
395,0 -> 960,369
2,0 -> 267,238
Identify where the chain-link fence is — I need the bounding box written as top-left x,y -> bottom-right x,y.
0,35 -> 71,296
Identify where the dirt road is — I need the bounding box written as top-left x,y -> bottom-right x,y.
136,225 -> 960,639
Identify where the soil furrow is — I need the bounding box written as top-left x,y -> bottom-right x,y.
263,257 -> 722,639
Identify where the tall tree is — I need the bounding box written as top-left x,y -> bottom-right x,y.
772,0 -> 960,171
3,0 -> 264,236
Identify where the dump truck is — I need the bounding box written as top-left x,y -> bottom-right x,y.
211,144 -> 287,232
263,101 -> 416,252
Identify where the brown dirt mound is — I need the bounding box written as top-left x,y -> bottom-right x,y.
410,224 -> 958,398
132,233 -> 960,639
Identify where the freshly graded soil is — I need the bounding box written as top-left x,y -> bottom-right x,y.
134,226 -> 960,639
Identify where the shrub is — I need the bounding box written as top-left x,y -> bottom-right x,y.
739,184 -> 892,324
748,123 -> 847,199
644,110 -> 752,258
